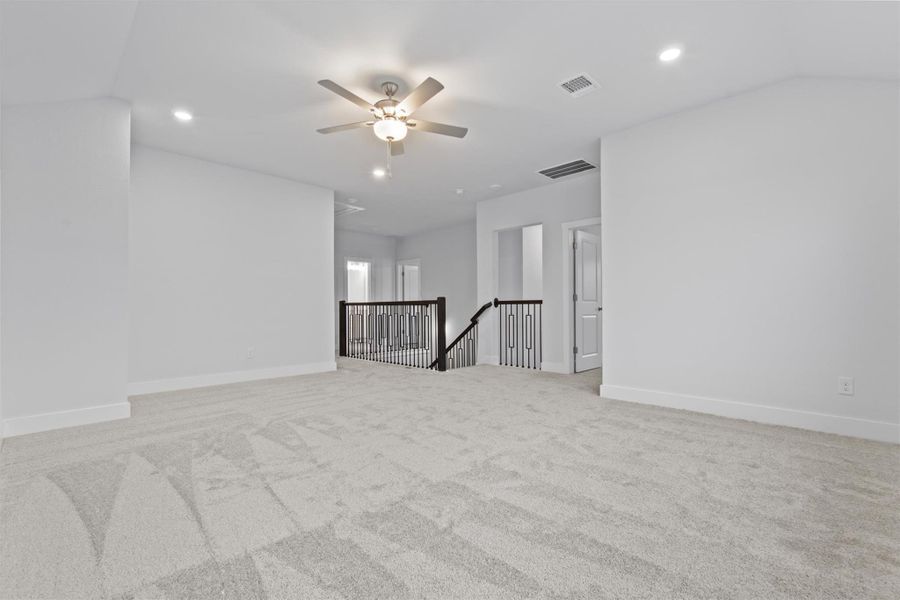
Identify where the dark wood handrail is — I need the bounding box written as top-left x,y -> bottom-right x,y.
470,300 -> 494,322
429,299 -> 494,369
344,299 -> 437,306
493,299 -> 543,305
444,322 -> 477,355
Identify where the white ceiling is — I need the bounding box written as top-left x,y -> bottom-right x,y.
2,1 -> 898,236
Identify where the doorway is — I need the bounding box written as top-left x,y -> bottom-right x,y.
496,224 -> 543,300
346,259 -> 371,303
396,260 -> 421,301
572,225 -> 602,373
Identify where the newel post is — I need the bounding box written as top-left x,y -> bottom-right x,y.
338,300 -> 347,357
436,296 -> 447,371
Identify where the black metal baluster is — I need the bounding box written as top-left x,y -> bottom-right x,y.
501,305 -> 506,366
539,303 -> 542,369
520,303 -> 524,368
502,304 -> 506,366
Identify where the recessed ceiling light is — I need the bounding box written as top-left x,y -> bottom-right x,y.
172,109 -> 193,122
372,168 -> 386,178
489,183 -> 502,190
456,188 -> 465,195
347,198 -> 358,204
659,47 -> 682,63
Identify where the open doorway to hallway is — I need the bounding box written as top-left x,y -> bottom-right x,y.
346,259 -> 372,303
497,224 -> 543,300
495,224 -> 544,368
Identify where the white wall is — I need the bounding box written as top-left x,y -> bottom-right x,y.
397,220 -> 477,338
0,94 -> 4,442
334,228 -> 397,346
477,173 -> 602,372
497,228 -> 523,300
129,146 -> 335,393
522,224 -> 543,300
601,78 -> 900,443
334,229 -> 397,304
1,98 -> 131,436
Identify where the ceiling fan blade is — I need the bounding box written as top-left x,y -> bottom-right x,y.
317,80 -> 375,112
408,119 -> 468,138
316,121 -> 373,134
396,77 -> 444,116
390,140 -> 405,156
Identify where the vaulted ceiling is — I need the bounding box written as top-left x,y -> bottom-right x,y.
2,1 -> 898,236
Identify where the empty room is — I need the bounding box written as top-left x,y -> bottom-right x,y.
1,1 -> 898,599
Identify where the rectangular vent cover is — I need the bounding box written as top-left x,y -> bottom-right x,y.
559,73 -> 597,97
335,201 -> 366,217
538,159 -> 597,180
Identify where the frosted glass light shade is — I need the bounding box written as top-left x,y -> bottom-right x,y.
373,119 -> 408,141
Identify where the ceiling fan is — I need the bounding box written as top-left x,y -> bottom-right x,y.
316,77 -> 468,174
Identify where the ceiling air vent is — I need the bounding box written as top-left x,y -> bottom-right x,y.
334,201 -> 366,217
538,159 -> 597,180
559,73 -> 597,98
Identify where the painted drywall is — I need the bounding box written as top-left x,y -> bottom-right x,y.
522,224 -> 543,300
497,228 -> 523,300
397,220 -> 477,339
1,98 -> 131,435
334,229 -> 397,304
601,78 -> 900,443
0,95 -> 4,442
477,173 -> 602,372
334,229 -> 397,346
129,146 -> 335,393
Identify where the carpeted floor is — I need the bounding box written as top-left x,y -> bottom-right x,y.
1,359 -> 898,599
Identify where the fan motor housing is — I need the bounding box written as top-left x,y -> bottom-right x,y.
374,98 -> 400,117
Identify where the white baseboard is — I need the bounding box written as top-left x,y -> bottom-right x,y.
541,361 -> 569,374
478,355 -> 500,366
128,361 -> 337,396
600,384 -> 899,444
2,402 -> 131,438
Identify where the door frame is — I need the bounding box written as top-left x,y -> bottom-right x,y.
560,217 -> 602,374
344,257 -> 373,303
396,258 -> 421,301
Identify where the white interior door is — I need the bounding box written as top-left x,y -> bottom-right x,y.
574,230 -> 602,372
396,261 -> 421,301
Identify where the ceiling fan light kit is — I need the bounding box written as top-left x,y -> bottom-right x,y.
317,77 -> 468,176
373,118 -> 407,141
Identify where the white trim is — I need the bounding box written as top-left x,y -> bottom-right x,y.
600,384 -> 900,444
2,402 -> 131,438
129,361 -> 337,396
541,361 -> 568,374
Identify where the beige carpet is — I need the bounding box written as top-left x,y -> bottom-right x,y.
1,359 -> 898,599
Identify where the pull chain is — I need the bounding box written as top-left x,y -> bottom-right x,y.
386,140 -> 393,178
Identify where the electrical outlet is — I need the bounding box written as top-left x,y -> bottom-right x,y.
838,376 -> 854,396
247,346 -> 255,359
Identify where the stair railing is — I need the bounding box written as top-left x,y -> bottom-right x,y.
429,299 -> 494,370
339,297 -> 447,370
339,296 -> 543,372
495,298 -> 543,369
